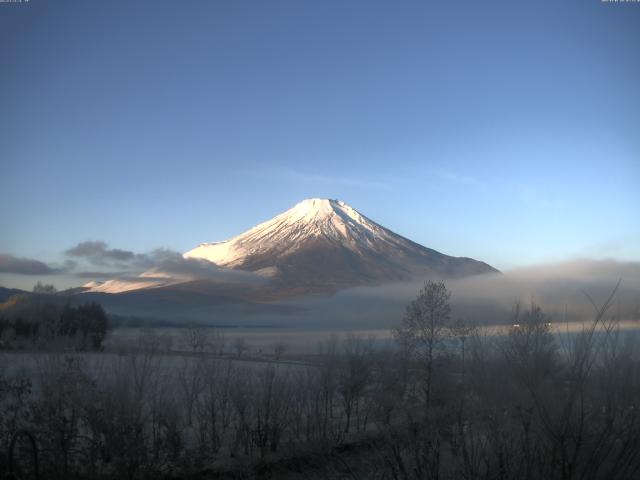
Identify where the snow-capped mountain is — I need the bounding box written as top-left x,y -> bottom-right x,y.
185,198 -> 414,268
85,198 -> 497,297
183,198 -> 498,292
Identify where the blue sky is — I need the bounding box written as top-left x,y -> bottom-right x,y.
1,0 -> 639,289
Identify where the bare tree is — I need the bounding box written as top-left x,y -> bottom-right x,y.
370,346 -> 408,426
251,365 -> 292,457
195,359 -> 234,455
177,358 -> 205,427
337,334 -> 373,433
393,280 -> 452,414
230,366 -> 253,456
31,354 -> 94,479
450,318 -> 477,376
183,324 -> 208,353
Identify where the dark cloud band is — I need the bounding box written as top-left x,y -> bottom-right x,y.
0,254 -> 60,275
63,242 -> 265,285
65,241 -> 138,265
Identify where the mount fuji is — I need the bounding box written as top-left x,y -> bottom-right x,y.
184,198 -> 497,292
86,198 -> 497,300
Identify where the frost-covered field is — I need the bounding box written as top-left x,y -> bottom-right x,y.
1,318 -> 639,479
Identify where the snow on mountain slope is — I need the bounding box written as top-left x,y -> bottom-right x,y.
82,270 -> 187,294
184,198 -> 498,289
186,198 -> 415,266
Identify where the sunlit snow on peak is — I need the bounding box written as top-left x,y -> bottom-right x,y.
286,198 -> 364,224
183,198 -> 389,267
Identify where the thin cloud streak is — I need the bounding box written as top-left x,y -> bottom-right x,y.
65,241 -> 149,267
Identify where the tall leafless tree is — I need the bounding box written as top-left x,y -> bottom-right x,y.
393,280 -> 452,415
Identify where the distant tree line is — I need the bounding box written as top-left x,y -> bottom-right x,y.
32,281 -> 58,295
0,295 -> 108,351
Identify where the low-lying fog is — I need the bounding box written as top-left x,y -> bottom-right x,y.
276,259 -> 640,328
96,259 -> 640,354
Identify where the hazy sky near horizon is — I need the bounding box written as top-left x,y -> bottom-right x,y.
1,0 -> 639,289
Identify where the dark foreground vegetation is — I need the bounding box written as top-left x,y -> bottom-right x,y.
0,281 -> 639,479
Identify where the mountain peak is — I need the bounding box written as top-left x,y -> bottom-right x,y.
285,198 -> 362,224
185,198 -> 380,267
288,198 -> 339,220
294,197 -> 337,214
